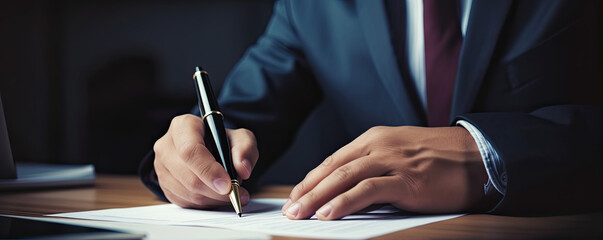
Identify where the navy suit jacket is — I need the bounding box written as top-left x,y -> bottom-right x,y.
141,0 -> 602,215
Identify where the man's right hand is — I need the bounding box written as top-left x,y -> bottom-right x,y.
153,114 -> 258,209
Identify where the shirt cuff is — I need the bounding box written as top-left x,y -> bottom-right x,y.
456,120 -> 507,196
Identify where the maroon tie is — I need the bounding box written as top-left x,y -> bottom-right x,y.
424,0 -> 463,126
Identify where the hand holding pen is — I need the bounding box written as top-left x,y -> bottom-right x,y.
193,66 -> 243,216
152,67 -> 259,214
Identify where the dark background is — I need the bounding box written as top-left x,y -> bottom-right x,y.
0,0 -> 341,185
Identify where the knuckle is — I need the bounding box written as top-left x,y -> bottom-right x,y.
339,193 -> 353,207
177,143 -> 202,164
153,136 -> 166,155
321,155 -> 334,167
293,181 -> 308,197
236,129 -> 258,149
295,181 -> 306,192
299,171 -> 315,186
170,115 -> 185,126
179,114 -> 196,123
305,190 -> 317,201
186,176 -> 205,192
195,162 -> 218,181
304,169 -> 316,179
239,128 -> 255,139
366,126 -> 388,139
171,114 -> 199,131
358,179 -> 379,194
368,126 -> 385,134
233,139 -> 251,152
332,166 -> 354,182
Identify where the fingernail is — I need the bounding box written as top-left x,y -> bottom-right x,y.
282,199 -> 292,215
317,204 -> 332,217
213,178 -> 230,194
287,203 -> 300,216
242,159 -> 252,176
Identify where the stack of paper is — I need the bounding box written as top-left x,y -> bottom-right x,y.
0,163 -> 95,190
50,198 -> 462,239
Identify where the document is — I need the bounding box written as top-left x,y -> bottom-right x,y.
16,216 -> 269,240
50,199 -> 462,239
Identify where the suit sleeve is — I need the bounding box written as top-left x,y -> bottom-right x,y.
139,0 -> 321,198
457,105 -> 603,215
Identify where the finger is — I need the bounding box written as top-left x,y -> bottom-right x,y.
167,182 -> 228,208
285,155 -> 388,219
315,176 -> 402,220
228,128 -> 258,180
285,143 -> 365,211
163,186 -> 196,208
169,114 -> 205,146
238,187 -> 251,206
282,151 -> 356,214
169,114 -> 232,195
157,159 -> 251,208
160,129 -> 231,199
155,157 -> 230,203
285,127 -> 384,206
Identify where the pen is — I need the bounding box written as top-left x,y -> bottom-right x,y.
193,66 -> 242,217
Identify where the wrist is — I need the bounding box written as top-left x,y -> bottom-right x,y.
444,126 -> 489,211
456,120 -> 506,212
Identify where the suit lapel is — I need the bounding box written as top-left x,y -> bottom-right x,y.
356,0 -> 423,125
451,0 -> 513,117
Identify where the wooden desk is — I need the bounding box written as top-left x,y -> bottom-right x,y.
1,175 -> 601,239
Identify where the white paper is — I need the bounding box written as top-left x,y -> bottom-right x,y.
50,199 -> 462,239
9,215 -> 269,240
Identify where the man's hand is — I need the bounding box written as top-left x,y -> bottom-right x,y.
282,126 -> 487,220
153,114 -> 259,209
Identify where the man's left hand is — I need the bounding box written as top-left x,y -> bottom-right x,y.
281,126 -> 487,220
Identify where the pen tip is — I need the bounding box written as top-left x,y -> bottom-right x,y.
195,66 -> 201,72
238,213 -> 242,217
